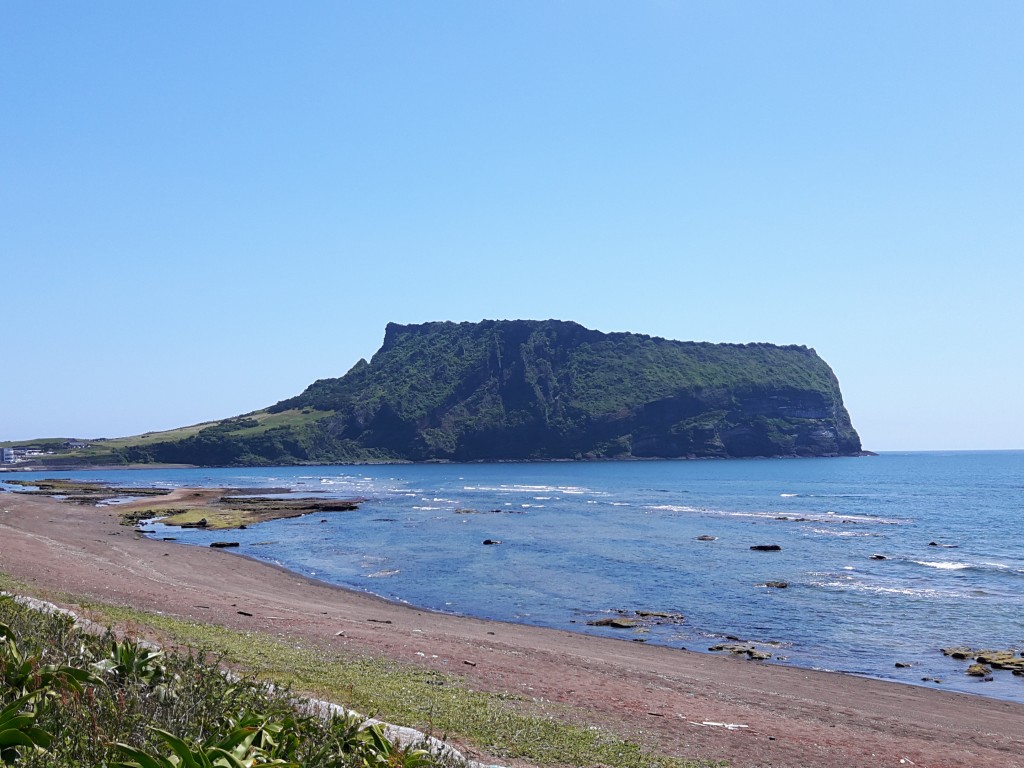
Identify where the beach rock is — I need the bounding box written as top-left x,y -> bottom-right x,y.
180,518 -> 208,529
482,539 -> 501,545
709,643 -> 752,655
746,649 -> 772,660
635,610 -> 685,621
758,581 -> 789,589
588,617 -> 638,629
976,651 -> 1024,671
966,663 -> 991,677
941,646 -> 974,659
975,650 -> 1013,663
750,544 -> 782,552
695,535 -> 717,541
210,541 -> 240,548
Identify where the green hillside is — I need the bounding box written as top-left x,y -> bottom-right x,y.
99,319 -> 863,466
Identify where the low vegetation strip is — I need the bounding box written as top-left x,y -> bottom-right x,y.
0,594 -> 438,768
0,578 -> 720,768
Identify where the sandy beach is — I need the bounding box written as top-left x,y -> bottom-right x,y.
1,490 -> 1022,768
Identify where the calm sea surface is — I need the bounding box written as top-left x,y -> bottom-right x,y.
5,451 -> 1024,701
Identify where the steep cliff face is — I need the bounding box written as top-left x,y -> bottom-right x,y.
117,320 -> 862,466
268,320 -> 863,461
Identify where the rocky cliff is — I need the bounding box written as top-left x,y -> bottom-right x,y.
117,320 -> 862,465
261,319 -> 862,462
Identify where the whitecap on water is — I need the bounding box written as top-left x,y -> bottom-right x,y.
912,561 -> 972,570
366,569 -> 400,578
807,572 -> 967,599
807,527 -> 882,538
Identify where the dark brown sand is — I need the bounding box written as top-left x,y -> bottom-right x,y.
1,491 -> 1022,768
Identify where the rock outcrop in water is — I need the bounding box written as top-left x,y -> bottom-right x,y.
117,319 -> 864,465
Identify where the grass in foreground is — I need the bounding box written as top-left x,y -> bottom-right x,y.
0,594 -> 434,768
83,604 -> 720,768
0,573 -> 721,768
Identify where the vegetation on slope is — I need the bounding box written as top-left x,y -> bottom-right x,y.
0,591 -> 718,768
11,320 -> 862,467
0,595 -> 434,768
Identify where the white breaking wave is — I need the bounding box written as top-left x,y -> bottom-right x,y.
462,484 -> 594,495
807,572 -> 968,599
647,504 -> 906,525
648,504 -> 713,514
807,527 -> 882,538
366,569 -> 401,578
912,561 -> 972,570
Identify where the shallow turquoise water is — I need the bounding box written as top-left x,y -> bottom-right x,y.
6,451 -> 1023,701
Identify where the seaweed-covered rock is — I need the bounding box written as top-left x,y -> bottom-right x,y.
966,663 -> 991,677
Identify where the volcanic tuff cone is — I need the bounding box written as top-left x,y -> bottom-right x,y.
115,320 -> 862,465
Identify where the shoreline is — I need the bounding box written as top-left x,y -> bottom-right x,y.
1,491 -> 1023,767
0,448 -> 879,475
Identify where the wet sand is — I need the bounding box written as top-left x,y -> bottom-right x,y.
1,491 -> 1022,767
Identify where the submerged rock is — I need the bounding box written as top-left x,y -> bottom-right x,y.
635,610 -> 685,621
695,535 -> 718,541
941,646 -> 974,659
708,643 -> 772,660
750,544 -> 782,552
758,581 -> 789,589
209,541 -> 239,548
588,617 -> 638,629
709,643 -> 751,655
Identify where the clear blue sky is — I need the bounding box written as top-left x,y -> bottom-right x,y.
2,2 -> 1021,451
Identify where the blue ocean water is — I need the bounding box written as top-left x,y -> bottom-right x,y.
5,451 -> 1023,701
